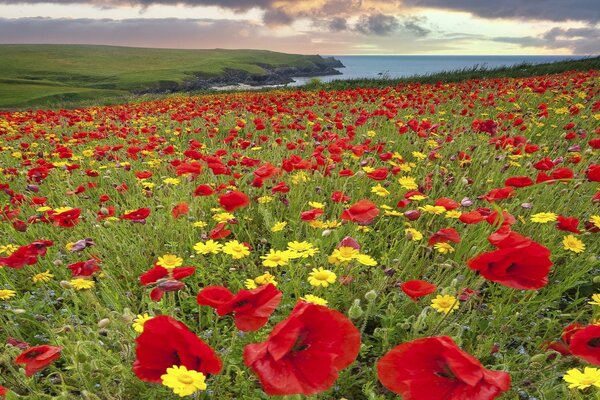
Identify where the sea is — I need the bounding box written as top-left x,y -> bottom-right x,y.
290,55 -> 586,86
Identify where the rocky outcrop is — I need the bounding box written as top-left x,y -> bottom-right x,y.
137,56 -> 344,93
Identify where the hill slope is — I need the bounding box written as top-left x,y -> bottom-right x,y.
0,44 -> 342,108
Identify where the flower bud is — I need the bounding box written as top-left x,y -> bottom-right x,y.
348,299 -> 363,319
364,290 -> 377,302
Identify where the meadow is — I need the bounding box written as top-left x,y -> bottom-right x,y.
0,67 -> 599,399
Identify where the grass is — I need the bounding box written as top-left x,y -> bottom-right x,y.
0,67 -> 599,399
0,44 -> 337,108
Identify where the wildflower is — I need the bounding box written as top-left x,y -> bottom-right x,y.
286,241 -> 318,258
400,280 -> 437,301
0,289 -> 16,300
257,195 -> 273,204
302,294 -> 328,306
308,268 -> 337,287
192,221 -> 207,228
434,242 -> 455,254
70,278 -> 95,290
445,210 -> 462,219
244,279 -> 257,289
271,221 -> 287,232
0,244 -> 18,255
563,235 -> 585,253
218,191 -> 250,212
378,336 -> 510,399
244,302 -> 360,396
222,241 -> 251,259
398,176 -> 418,190
15,345 -> 62,377
531,212 -> 558,223
261,249 -> 290,267
163,178 -> 180,185
590,215 -> 600,229
431,294 -> 459,315
354,254 -> 377,266
589,294 -> 600,306
161,365 -> 207,397
371,184 -> 390,197
32,270 -> 53,284
157,254 -> 183,269
132,313 -> 153,333
254,272 -> 278,287
404,228 -> 423,241
212,212 -> 235,223
419,205 -> 446,215
412,151 -> 426,160
340,199 -> 379,225
308,201 -> 325,209
194,240 -> 222,255
563,367 -> 600,390
328,247 -> 359,264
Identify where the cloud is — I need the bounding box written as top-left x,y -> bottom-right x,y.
493,26 -> 600,54
355,13 -> 399,35
262,8 -> 293,26
403,0 -> 600,23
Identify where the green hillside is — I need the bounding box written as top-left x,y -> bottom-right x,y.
0,44 -> 338,108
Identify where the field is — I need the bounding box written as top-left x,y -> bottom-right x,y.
0,45 -> 339,109
0,67 -> 599,399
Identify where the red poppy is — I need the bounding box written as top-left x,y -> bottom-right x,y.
467,228 -> 552,290
331,191 -> 350,203
434,197 -> 460,210
459,211 -> 485,224
0,385 -> 6,397
300,208 -> 324,221
197,283 -> 282,331
504,176 -> 533,188
341,199 -> 379,225
533,157 -> 554,171
15,345 -> 62,377
133,315 -> 222,383
209,222 -> 232,240
119,207 -> 150,221
400,280 -> 437,301
67,259 -> 101,277
366,168 -> 388,180
556,215 -> 581,234
194,184 -> 214,196
171,202 -> 190,219
218,190 -> 250,212
570,325 -> 600,366
244,301 -> 360,396
481,187 -> 514,203
377,336 -> 510,400
49,208 -> 81,228
586,164 -> 600,182
0,240 -> 53,269
428,228 -> 461,246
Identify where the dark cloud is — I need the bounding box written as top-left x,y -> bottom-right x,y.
0,0 -> 275,9
327,17 -> 348,32
401,18 -> 429,37
262,8 -> 293,26
355,13 -> 399,35
494,26 -> 600,54
403,0 -> 600,23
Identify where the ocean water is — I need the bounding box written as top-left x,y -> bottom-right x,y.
290,55 -> 585,85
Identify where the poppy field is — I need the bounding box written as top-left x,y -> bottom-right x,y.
0,68 -> 599,399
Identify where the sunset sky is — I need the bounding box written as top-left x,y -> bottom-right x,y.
0,0 -> 598,55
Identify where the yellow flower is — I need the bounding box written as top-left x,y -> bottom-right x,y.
398,176 -> 418,190
328,246 -> 360,265
192,221 -> 207,228
257,195 -> 274,204
163,178 -> 180,185
445,210 -> 462,219
0,244 -> 18,255
0,289 -> 16,300
254,272 -> 277,287
53,206 -> 73,214
434,243 -> 455,254
302,294 -> 328,306
157,254 -> 184,269
132,313 -> 153,333
308,201 -> 325,209
405,228 -> 423,241
419,205 -> 446,215
590,215 -> 600,229
308,268 -> 337,287
271,221 -> 287,232
70,278 -> 95,290
408,194 -> 427,201
161,365 -> 207,397
286,241 -> 319,258
530,212 -> 558,223
222,240 -> 251,259
589,294 -> 600,306
563,367 -> 600,390
431,294 -> 459,315
412,151 -> 426,160
371,184 -> 390,197
212,212 -> 235,223
261,249 -> 290,267
194,240 -> 222,255
563,235 -> 585,253
32,270 -> 54,284
354,254 -> 377,266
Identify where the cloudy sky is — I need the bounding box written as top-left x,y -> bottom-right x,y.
0,0 -> 598,55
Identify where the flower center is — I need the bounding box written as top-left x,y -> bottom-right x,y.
177,373 -> 195,385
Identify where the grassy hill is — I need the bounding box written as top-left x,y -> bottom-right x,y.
0,44 -> 340,108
